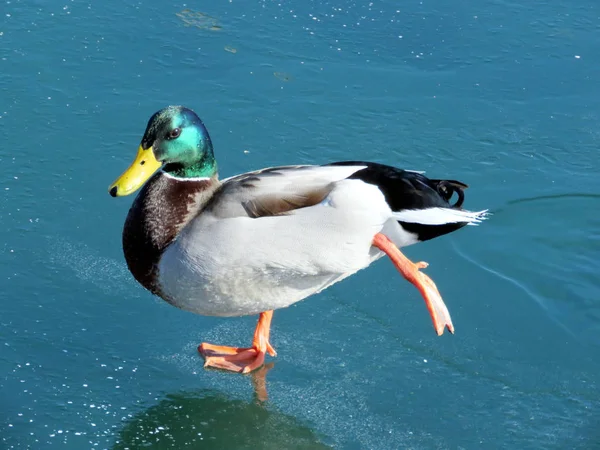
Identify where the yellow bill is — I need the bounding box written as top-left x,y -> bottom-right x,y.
109,145 -> 162,197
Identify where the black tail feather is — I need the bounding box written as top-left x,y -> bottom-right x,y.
328,161 -> 477,242
328,161 -> 469,211
430,179 -> 468,208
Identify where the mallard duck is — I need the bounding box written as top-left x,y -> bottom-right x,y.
108,106 -> 487,373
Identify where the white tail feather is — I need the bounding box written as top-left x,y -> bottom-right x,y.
393,208 -> 489,226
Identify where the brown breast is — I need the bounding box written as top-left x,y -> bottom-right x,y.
121,172 -> 219,297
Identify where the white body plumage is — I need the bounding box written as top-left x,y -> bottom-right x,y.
157,165 -> 486,316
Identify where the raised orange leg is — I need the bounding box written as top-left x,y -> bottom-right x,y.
198,310 -> 277,373
372,233 -> 454,335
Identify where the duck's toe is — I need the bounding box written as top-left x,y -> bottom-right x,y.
199,345 -> 269,373
198,310 -> 277,373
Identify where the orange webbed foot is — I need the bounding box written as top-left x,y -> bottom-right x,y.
198,311 -> 276,373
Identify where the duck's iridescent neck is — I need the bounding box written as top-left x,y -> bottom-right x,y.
162,153 -> 217,179
160,170 -> 212,182
122,171 -> 220,296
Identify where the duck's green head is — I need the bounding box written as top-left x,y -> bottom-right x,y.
109,106 -> 216,197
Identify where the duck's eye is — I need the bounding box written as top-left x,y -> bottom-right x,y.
167,128 -> 181,139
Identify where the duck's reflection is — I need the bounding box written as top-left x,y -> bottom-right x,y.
248,362 -> 274,402
113,365 -> 330,449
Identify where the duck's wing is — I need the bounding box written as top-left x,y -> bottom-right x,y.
206,162 -> 487,235
206,164 -> 368,219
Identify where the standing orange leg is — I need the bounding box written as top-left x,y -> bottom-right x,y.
198,310 -> 277,373
372,233 -> 454,335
